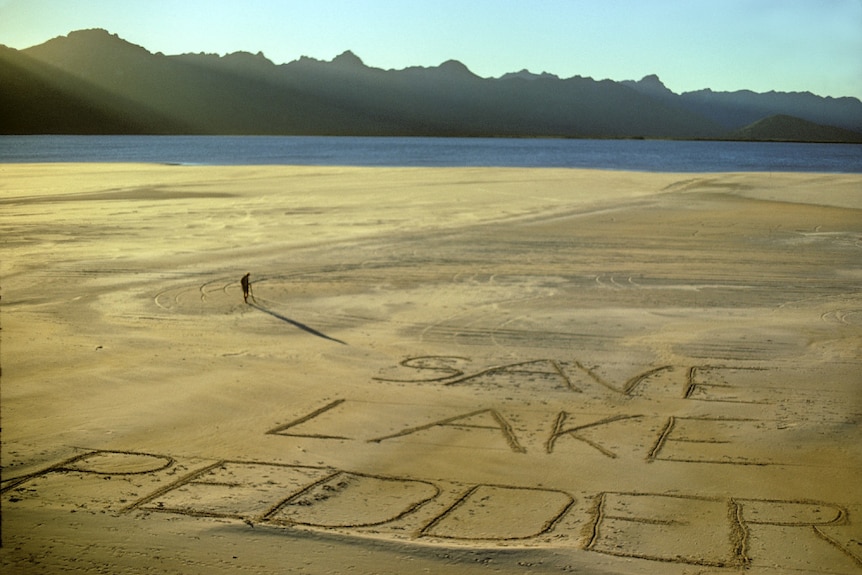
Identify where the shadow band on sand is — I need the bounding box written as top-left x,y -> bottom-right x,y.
248,302 -> 347,345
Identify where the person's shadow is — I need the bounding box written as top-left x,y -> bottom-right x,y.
248,302 -> 347,345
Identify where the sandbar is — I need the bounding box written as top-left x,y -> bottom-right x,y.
2,164 -> 861,574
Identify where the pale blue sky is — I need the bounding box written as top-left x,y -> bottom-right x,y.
1,0 -> 860,98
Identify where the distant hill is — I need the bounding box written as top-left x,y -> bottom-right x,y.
2,28 -> 862,142
726,114 -> 862,143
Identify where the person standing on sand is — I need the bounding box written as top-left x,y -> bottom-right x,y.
241,272 -> 251,303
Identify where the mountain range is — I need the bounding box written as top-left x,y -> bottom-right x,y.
2,28 -> 861,142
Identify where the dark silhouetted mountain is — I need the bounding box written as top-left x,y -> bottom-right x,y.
622,75 -> 862,134
330,50 -> 365,68
497,70 -> 561,81
0,43 -> 190,134
727,114 -> 862,143
677,89 -> 862,135
620,74 -> 676,100
2,29 -> 861,142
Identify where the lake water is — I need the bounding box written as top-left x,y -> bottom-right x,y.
1,135 -> 861,173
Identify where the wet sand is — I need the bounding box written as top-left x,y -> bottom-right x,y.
2,164 -> 861,574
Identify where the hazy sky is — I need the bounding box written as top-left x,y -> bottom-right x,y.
1,0 -> 861,98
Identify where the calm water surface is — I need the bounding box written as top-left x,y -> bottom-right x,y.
1,136 -> 860,173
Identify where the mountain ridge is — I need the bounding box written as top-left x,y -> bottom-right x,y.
3,28 -> 861,140
621,74 -> 862,133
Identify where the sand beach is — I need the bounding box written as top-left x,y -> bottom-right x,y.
2,163 -> 861,574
